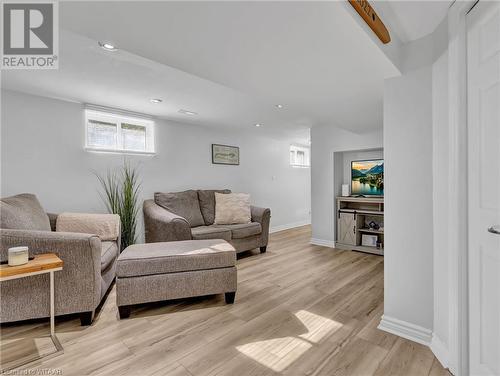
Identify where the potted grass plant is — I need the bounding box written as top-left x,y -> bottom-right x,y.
95,161 -> 141,250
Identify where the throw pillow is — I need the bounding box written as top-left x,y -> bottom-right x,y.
154,190 -> 205,227
198,189 -> 231,225
214,192 -> 251,225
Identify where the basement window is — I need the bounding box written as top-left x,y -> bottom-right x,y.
85,108 -> 155,155
290,145 -> 310,168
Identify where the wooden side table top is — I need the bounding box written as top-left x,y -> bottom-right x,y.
0,253 -> 63,280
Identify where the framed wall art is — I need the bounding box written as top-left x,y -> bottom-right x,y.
212,144 -> 239,165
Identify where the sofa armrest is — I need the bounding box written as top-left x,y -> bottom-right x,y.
0,229 -> 102,317
251,206 -> 271,224
251,206 -> 271,245
143,199 -> 192,243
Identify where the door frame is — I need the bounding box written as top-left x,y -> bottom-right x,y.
447,1 -> 477,375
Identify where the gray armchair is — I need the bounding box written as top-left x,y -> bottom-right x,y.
0,194 -> 119,325
144,189 -> 271,253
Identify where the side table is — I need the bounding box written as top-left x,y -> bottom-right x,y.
0,253 -> 63,370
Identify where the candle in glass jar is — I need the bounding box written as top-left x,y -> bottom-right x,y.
8,246 -> 29,266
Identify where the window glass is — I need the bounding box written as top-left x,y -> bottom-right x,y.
87,120 -> 117,149
289,145 -> 310,167
122,123 -> 146,151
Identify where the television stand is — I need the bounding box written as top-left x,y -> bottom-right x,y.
336,196 -> 384,256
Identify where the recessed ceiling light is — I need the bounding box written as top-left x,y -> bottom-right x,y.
98,41 -> 117,51
178,109 -> 198,115
275,104 -> 284,109
150,98 -> 162,104
255,123 -> 262,127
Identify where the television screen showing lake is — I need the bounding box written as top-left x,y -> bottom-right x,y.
351,180 -> 384,195
351,160 -> 384,196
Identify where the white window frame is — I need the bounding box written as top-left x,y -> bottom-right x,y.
290,144 -> 310,168
85,107 -> 155,155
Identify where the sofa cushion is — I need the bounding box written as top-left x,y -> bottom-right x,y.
117,239 -> 236,277
214,192 -> 251,225
101,241 -> 119,271
191,226 -> 232,241
0,193 -> 51,231
221,222 -> 262,239
155,190 -> 205,227
197,189 -> 231,225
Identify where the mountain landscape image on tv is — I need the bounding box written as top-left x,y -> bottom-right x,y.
351,159 -> 384,196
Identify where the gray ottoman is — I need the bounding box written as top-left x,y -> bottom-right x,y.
116,239 -> 237,318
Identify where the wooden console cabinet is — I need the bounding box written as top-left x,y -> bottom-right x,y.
336,196 -> 384,256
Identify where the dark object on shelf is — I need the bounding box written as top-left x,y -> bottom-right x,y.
369,221 -> 380,230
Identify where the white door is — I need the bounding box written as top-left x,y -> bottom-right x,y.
467,1 -> 500,375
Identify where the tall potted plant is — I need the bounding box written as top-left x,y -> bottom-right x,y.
96,161 -> 141,250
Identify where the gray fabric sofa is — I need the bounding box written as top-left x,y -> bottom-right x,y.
0,194 -> 119,325
144,189 -> 271,253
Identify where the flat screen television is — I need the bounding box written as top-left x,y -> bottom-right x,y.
351,159 -> 384,196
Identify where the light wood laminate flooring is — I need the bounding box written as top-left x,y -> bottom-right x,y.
1,226 -> 449,376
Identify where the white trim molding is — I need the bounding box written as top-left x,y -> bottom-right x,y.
85,104 -> 154,120
378,315 -> 432,346
269,221 -> 310,234
431,333 -> 450,371
310,238 -> 335,248
446,2 -> 476,375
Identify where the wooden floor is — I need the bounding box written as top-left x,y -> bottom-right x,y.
1,226 -> 449,376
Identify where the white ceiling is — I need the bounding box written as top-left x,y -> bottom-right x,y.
2,1 -> 401,139
371,1 -> 452,43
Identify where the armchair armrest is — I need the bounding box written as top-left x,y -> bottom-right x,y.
143,200 -> 192,243
0,229 -> 102,315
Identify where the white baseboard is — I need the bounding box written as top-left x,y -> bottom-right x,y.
310,238 -> 335,248
269,221 -> 310,234
430,333 -> 450,370
378,315 -> 432,346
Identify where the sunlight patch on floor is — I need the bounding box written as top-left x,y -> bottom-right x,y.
236,310 -> 342,372
296,309 -> 342,343
236,337 -> 312,372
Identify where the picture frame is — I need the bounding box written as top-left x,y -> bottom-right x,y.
212,144 -> 239,165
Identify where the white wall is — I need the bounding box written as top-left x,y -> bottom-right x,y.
310,125 -> 383,245
400,17 -> 449,74
383,66 -> 434,331
1,90 -> 311,240
373,13 -> 457,370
